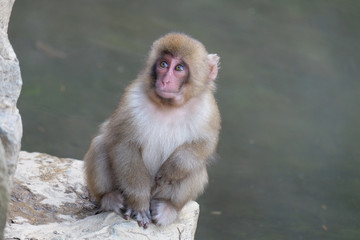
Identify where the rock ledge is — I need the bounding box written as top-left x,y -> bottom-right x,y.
5,151 -> 199,240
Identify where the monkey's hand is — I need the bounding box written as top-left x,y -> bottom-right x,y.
155,161 -> 189,187
155,143 -> 209,187
100,190 -> 125,214
124,207 -> 151,229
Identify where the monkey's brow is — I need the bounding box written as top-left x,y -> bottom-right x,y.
161,50 -> 173,56
158,53 -> 188,66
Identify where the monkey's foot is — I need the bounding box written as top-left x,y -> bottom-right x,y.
124,207 -> 151,229
100,190 -> 124,214
150,199 -> 178,226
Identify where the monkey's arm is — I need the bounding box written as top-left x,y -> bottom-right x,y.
150,140 -> 213,225
155,141 -> 211,183
153,140 -> 214,207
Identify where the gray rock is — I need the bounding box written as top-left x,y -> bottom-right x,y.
0,0 -> 23,239
5,152 -> 200,240
0,143 -> 9,240
0,0 -> 22,189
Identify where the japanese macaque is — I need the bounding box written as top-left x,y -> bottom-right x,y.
84,32 -> 221,228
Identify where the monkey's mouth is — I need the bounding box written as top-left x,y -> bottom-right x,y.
155,88 -> 180,100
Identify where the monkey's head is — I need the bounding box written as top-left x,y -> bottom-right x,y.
143,33 -> 219,107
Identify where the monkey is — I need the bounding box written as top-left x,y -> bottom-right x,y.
84,32 -> 221,229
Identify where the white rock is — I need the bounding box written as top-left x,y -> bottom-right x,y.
5,152 -> 200,240
0,0 -> 14,32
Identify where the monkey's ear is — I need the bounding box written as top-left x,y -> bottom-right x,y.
208,54 -> 220,81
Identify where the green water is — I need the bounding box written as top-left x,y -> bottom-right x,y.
9,1 -> 360,239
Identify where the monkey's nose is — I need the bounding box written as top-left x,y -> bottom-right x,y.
162,75 -> 171,85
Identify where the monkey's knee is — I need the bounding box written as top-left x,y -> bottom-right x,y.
150,199 -> 178,226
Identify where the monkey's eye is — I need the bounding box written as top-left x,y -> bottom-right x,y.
159,61 -> 168,68
175,65 -> 184,71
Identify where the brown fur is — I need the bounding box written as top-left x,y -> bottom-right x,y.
84,32 -> 221,227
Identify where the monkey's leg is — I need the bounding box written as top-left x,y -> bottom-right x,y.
110,142 -> 153,228
151,142 -> 211,226
84,136 -> 123,212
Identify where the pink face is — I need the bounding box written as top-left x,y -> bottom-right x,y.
154,54 -> 189,100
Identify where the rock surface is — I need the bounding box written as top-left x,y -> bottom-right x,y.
0,143 -> 9,240
0,0 -> 22,188
0,0 -> 23,239
5,152 -> 200,240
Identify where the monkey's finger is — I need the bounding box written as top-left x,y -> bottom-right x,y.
95,209 -> 103,215
155,173 -> 162,181
136,214 -> 144,228
137,220 -> 147,229
146,209 -> 151,220
143,212 -> 151,229
135,212 -> 143,227
135,211 -> 151,229
155,175 -> 164,186
141,211 -> 151,229
124,208 -> 132,220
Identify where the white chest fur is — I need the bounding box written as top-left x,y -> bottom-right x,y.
129,90 -> 211,177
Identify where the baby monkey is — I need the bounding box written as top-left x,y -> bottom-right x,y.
84,32 -> 221,228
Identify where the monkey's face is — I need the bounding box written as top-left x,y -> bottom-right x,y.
154,54 -> 189,102
144,33 -> 218,107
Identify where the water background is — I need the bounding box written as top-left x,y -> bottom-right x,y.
9,1 -> 360,239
